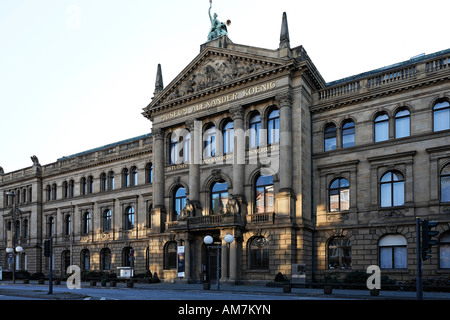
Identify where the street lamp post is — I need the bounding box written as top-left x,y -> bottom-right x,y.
203,234 -> 234,291
5,192 -> 23,284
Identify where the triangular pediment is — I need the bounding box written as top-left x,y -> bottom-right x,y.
144,42 -> 290,114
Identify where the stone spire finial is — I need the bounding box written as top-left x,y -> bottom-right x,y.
279,12 -> 290,49
154,64 -> 164,96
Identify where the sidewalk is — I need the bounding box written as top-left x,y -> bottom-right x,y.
1,280 -> 450,300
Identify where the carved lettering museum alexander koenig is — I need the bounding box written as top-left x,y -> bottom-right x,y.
2,11 -> 450,286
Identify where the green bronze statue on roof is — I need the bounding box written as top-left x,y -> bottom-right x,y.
207,0 -> 230,41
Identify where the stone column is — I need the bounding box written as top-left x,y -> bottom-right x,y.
220,236 -> 228,281
277,92 -> 293,191
230,106 -> 245,199
228,237 -> 237,281
184,234 -> 192,282
275,92 -> 295,219
187,119 -> 201,215
152,127 -> 166,232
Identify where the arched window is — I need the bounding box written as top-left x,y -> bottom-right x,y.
103,209 -> 112,232
267,109 -> 280,145
87,176 -> 93,194
375,113 -> 389,142
14,221 -> 20,241
395,108 -> 410,138
145,163 -> 153,183
211,181 -> 228,215
204,125 -> 216,158
248,237 -> 269,270
64,214 -> 71,236
46,185 -> 51,201
108,171 -> 115,190
69,179 -> 75,197
81,249 -> 90,271
125,206 -> 135,230
324,123 -> 336,151
169,133 -> 178,164
329,178 -> 350,212
101,248 -> 111,270
327,237 -> 351,269
223,120 -> 234,154
441,164 -> 450,203
52,183 -> 57,200
379,235 -> 407,269
81,177 -> 87,195
100,173 -> 107,192
122,168 -> 130,187
62,250 -> 71,274
249,113 -> 261,148
255,174 -> 274,213
63,181 -> 68,198
48,216 -> 54,236
174,186 -> 187,220
380,171 -> 404,207
23,219 -> 28,238
342,120 -> 355,148
164,241 -> 177,270
83,212 -> 91,234
439,233 -> 450,269
131,166 -> 137,186
433,100 -> 450,132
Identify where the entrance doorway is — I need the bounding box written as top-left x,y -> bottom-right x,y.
202,239 -> 221,284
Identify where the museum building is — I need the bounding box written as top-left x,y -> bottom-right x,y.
1,12 -> 450,285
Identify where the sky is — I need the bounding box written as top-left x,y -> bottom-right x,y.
1,0 -> 449,173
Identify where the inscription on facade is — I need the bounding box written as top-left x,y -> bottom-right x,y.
160,81 -> 276,122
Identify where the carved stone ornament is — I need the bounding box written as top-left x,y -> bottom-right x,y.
379,209 -> 405,218
211,169 -> 222,181
276,92 -> 292,108
230,105 -> 244,120
165,55 -> 267,103
152,127 -> 165,140
386,225 -> 398,234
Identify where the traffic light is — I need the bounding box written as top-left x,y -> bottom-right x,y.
421,220 -> 439,261
43,240 -> 51,257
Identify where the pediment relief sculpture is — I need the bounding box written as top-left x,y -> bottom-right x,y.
163,55 -> 271,103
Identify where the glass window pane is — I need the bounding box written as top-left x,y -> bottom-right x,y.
342,133 -> 355,148
212,182 -> 228,192
266,185 -> 274,212
441,176 -> 450,202
329,194 -> 339,212
342,121 -> 355,148
440,244 -> 450,268
394,246 -> 407,268
381,183 -> 392,207
340,189 -> 350,210
256,175 -> 273,187
393,182 -> 404,206
380,247 -> 393,269
330,179 -> 339,189
434,108 -> 450,131
375,121 -> 389,142
325,137 -> 336,151
395,116 -> 410,138
340,178 -> 349,188
381,172 -> 392,182
255,187 -> 264,213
